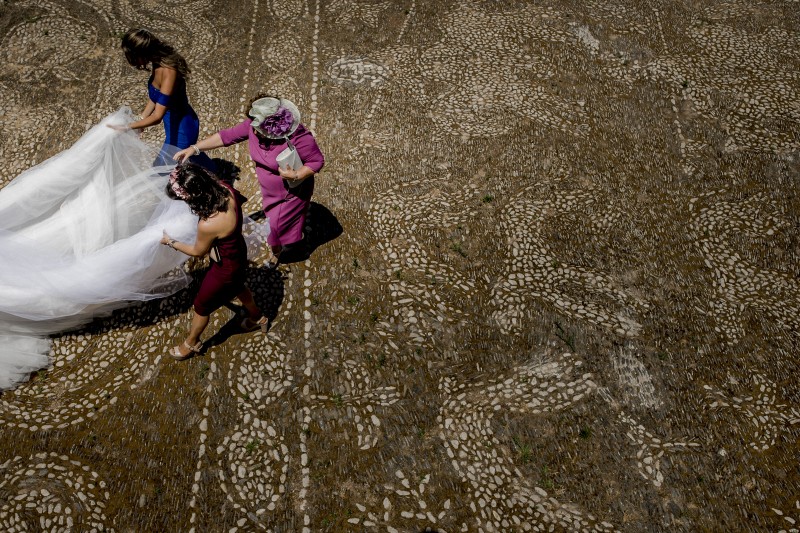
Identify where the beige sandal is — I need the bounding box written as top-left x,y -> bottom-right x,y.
170,340 -> 202,361
265,252 -> 280,269
241,315 -> 269,333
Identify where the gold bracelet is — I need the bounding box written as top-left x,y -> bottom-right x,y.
191,144 -> 201,156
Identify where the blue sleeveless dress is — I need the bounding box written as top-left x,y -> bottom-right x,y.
148,71 -> 213,169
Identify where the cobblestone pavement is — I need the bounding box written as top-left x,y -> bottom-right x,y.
1,0 -> 799,531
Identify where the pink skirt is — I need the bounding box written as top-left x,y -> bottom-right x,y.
257,172 -> 314,247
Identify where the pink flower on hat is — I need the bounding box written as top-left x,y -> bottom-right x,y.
259,107 -> 295,138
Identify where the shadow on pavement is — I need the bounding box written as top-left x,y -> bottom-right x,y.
202,265 -> 286,351
278,201 -> 344,265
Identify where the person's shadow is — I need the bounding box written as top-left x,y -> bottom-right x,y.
260,201 -> 344,265
200,264 -> 286,350
223,155 -> 344,264
197,199 -> 344,351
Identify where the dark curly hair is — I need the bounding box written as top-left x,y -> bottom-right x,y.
122,28 -> 190,78
165,163 -> 229,219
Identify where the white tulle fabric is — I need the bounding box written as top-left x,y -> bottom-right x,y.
0,108 -> 266,390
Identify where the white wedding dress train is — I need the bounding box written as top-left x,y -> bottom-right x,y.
0,108 -> 265,390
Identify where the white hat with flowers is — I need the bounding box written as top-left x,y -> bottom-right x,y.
248,97 -> 301,139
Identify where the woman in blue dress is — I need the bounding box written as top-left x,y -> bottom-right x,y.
115,29 -> 210,166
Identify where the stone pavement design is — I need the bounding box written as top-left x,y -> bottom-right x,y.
1,0 -> 799,531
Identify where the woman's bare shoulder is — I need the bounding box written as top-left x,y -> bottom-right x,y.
199,204 -> 236,235
153,65 -> 178,81
155,64 -> 178,73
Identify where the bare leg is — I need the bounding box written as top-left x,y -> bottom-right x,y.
238,287 -> 268,331
237,287 -> 261,320
185,311 -> 210,346
172,310 -> 209,359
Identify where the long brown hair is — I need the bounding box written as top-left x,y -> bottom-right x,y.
121,28 -> 190,78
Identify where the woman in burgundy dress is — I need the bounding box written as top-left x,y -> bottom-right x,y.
174,96 -> 324,267
160,163 -> 266,360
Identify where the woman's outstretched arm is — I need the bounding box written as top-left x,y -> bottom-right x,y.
161,218 -> 219,257
141,99 -> 155,120
173,133 -> 225,162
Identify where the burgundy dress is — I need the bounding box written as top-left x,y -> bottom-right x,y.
193,183 -> 248,316
218,121 -> 325,247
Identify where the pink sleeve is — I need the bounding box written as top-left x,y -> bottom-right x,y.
218,119 -> 251,146
293,127 -> 325,173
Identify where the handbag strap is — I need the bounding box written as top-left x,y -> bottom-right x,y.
284,136 -> 296,151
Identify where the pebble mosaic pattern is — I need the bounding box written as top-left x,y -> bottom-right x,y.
0,453 -> 111,531
704,374 -> 800,452
0,0 -> 798,530
689,191 -> 800,345
435,353 -> 614,532
611,344 -> 661,410
493,188 -> 649,338
617,412 -> 700,489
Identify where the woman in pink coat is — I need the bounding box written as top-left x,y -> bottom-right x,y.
175,95 -> 324,267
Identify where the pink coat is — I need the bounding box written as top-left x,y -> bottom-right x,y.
219,120 -> 324,247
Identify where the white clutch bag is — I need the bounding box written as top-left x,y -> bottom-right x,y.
276,139 -> 305,188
